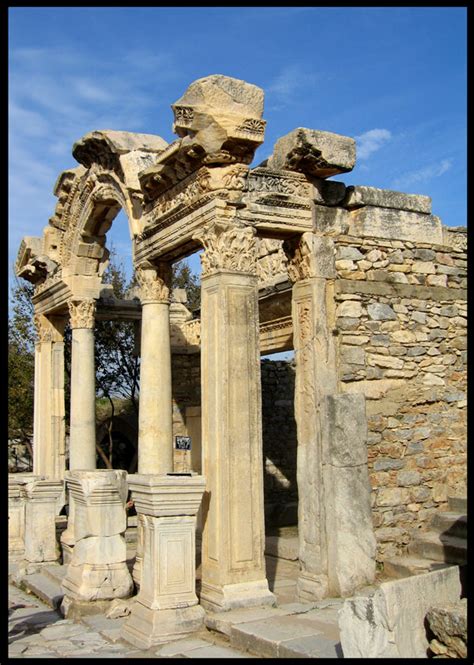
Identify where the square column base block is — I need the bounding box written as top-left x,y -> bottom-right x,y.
60,541 -> 74,565
297,573 -> 329,602
200,579 -> 276,612
61,562 -> 133,601
60,595 -> 116,620
121,601 -> 205,648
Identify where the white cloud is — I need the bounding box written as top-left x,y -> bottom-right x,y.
392,159 -> 453,189
267,65 -> 318,107
355,128 -> 392,159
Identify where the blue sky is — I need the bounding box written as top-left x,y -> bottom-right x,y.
9,6 -> 467,288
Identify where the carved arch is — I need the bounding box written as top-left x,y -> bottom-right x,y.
58,167 -> 138,280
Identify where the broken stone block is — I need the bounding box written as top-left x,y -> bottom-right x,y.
338,566 -> 462,658
267,128 -> 356,178
61,470 -> 133,603
426,598 -> 467,658
343,185 -> 431,214
172,74 -> 265,161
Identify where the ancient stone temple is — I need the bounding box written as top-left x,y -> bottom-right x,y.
11,75 -> 466,646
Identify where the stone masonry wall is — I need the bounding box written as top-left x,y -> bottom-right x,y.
333,231 -> 467,563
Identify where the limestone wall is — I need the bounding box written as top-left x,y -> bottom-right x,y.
333,232 -> 467,562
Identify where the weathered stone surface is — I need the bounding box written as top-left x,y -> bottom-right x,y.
321,394 -> 376,596
268,127 -> 356,178
367,303 -> 397,320
339,566 -> 462,658
348,206 -> 444,244
343,185 -> 431,213
426,599 -> 467,657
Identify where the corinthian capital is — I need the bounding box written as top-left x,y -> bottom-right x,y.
135,261 -> 172,303
68,299 -> 96,329
283,233 -> 335,282
193,221 -> 257,278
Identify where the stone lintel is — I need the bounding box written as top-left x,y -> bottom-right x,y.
336,278 -> 467,302
348,206 -> 443,244
343,185 -> 432,214
127,474 -> 206,517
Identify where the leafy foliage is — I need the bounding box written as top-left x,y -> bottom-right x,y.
8,278 -> 35,468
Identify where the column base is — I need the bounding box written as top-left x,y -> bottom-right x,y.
60,595 -> 115,620
62,562 -> 133,601
121,601 -> 205,648
297,572 -> 329,602
200,579 -> 276,612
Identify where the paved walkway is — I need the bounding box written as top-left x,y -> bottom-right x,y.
8,581 -> 257,658
8,577 -> 349,659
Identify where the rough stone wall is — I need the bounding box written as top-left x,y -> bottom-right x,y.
261,359 -> 298,527
333,232 -> 467,562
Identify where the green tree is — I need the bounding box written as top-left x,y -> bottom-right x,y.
8,278 -> 35,470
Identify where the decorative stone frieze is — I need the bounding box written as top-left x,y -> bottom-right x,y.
135,261 -> 172,303
122,475 -> 206,648
67,299 -> 96,329
193,220 -> 257,277
61,470 -> 133,603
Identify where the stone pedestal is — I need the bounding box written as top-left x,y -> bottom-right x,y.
121,474 -> 206,648
195,221 -> 275,612
23,477 -> 63,564
8,475 -> 33,558
61,470 -> 133,602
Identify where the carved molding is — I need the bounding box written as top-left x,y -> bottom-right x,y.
135,261 -> 172,303
193,221 -> 257,278
283,232 -> 319,282
68,299 -> 96,329
247,168 -> 311,198
34,314 -> 67,342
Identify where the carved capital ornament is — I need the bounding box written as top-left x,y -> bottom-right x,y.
68,299 -> 96,329
193,221 -> 257,278
135,261 -> 172,303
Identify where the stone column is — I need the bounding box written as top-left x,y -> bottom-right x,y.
284,233 -> 376,600
121,475 -> 206,648
32,313 -> 67,479
132,262 -> 173,588
61,299 -> 97,559
193,221 -> 275,612
24,477 -> 64,566
67,299 -> 97,470
61,470 -> 133,610
135,261 -> 173,474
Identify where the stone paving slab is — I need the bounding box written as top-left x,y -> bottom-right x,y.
205,605 -> 288,636
278,633 -> 342,658
230,613 -> 327,658
182,644 -> 258,658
